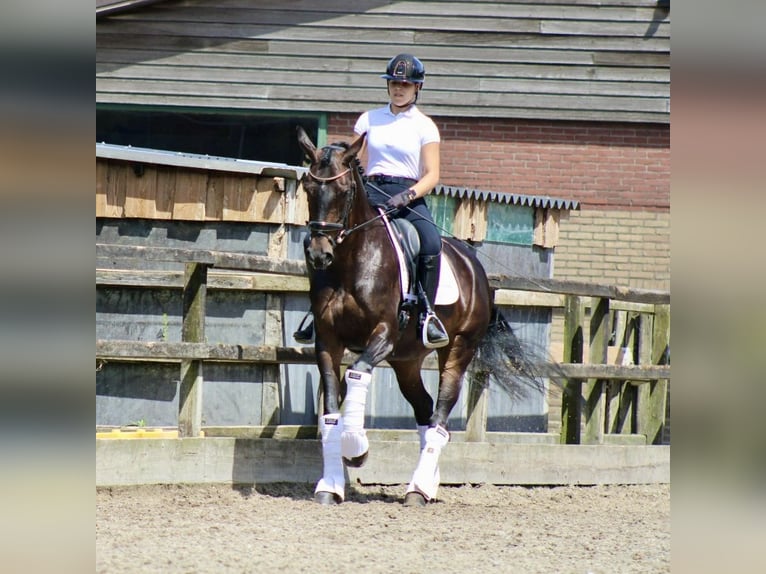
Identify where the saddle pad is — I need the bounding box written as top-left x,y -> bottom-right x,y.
435,256 -> 459,305
379,208 -> 459,306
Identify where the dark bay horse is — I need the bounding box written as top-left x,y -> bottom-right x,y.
296,126 -> 539,506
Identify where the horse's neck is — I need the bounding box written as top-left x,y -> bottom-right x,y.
349,170 -> 376,226
340,171 -> 392,268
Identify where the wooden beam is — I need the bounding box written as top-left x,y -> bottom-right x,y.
178,262 -> 207,438
560,295 -> 584,444
96,243 -> 308,275
637,305 -> 670,444
465,369 -> 489,443
96,268 -> 310,292
583,297 -> 610,445
96,340 -> 669,380
488,274 -> 669,304
96,438 -> 670,487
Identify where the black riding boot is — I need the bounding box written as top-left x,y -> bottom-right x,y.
293,312 -> 314,344
417,254 -> 449,348
294,237 -> 315,344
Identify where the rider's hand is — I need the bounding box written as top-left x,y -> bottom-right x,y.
385,189 -> 417,210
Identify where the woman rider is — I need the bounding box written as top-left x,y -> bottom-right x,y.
295,53 -> 449,349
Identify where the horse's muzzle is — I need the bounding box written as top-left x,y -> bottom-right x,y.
307,235 -> 334,270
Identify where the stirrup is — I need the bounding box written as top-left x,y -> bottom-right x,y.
293,313 -> 314,344
422,313 -> 449,349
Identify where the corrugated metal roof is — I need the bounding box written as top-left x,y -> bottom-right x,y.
96,143 -> 308,179
96,143 -> 578,210
434,185 -> 579,211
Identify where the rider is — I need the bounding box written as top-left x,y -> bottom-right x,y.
294,53 -> 449,349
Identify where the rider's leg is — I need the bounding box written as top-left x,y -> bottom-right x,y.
407,203 -> 448,348
293,312 -> 314,344
417,254 -> 449,348
294,234 -> 314,343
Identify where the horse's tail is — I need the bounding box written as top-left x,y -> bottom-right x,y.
472,307 -> 556,400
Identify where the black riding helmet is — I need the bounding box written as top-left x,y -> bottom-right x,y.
381,53 -> 425,85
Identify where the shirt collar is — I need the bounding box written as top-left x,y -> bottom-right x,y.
385,104 -> 417,117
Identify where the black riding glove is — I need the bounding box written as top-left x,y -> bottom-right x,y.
385,189 -> 416,210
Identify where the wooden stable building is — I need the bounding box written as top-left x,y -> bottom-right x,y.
97,0 -> 670,293
96,2 -> 670,486
97,142 -> 578,432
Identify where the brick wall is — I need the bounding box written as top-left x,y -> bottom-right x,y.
327,113 -> 670,290
556,210 -> 670,290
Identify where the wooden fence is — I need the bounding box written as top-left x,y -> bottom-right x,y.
96,243 -> 670,447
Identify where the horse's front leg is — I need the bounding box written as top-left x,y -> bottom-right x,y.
314,346 -> 346,505
339,323 -> 397,469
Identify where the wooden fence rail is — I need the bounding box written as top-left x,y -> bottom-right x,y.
96,243 -> 670,445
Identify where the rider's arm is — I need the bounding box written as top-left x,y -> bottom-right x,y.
409,141 -> 440,199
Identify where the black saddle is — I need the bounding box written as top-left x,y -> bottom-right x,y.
389,218 -> 420,294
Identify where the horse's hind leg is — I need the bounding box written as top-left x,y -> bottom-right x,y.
391,360 -> 435,428
390,360 -> 444,506
404,336 -> 480,505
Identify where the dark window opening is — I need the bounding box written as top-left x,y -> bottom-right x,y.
96,107 -> 320,166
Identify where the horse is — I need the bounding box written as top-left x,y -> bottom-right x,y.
296,126 -> 541,506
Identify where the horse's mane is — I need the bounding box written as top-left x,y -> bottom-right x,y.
321,141 -> 364,176
319,142 -> 350,168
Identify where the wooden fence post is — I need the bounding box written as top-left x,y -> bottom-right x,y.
465,369 -> 489,442
260,216 -> 288,426
261,294 -> 283,426
583,297 -> 610,445
609,311 -> 639,434
637,305 -> 670,444
560,295 -> 584,444
605,310 -> 624,433
179,262 -> 208,437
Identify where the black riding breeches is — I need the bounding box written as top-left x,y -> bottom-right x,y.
364,181 -> 442,256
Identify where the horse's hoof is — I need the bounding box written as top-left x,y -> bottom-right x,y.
314,491 -> 342,505
403,492 -> 428,507
343,451 -> 369,468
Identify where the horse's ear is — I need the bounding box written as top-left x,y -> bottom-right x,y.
342,132 -> 366,166
296,125 -> 319,163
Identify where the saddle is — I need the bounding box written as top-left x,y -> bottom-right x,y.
378,208 -> 459,330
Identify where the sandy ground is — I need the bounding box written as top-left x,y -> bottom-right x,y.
96,482 -> 669,573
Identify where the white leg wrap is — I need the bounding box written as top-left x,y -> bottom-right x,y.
341,370 -> 372,460
417,425 -> 429,451
406,425 -> 449,501
315,413 -> 345,501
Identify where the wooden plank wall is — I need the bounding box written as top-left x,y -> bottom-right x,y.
96,158 -> 309,224
96,0 -> 670,123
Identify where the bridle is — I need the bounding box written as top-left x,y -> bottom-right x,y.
305,147 -> 387,246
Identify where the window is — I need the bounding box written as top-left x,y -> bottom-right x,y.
96,106 -> 321,166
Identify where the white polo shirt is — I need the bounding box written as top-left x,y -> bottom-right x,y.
354,105 -> 440,181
